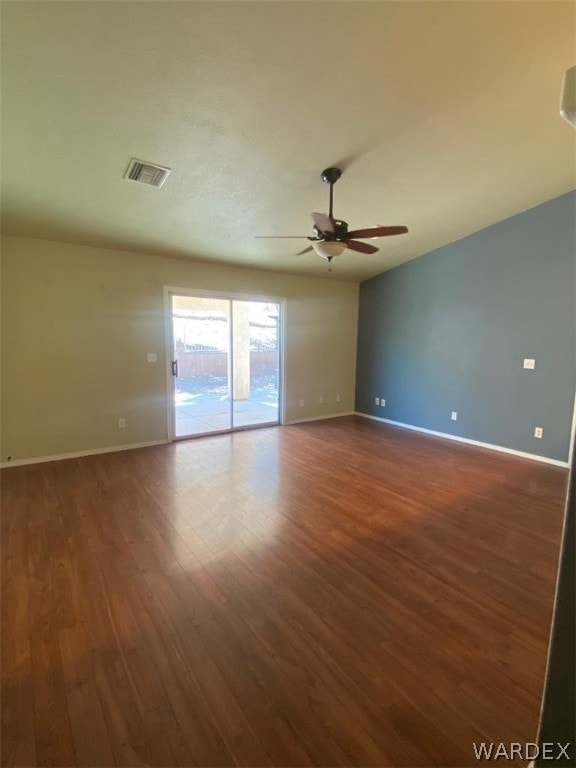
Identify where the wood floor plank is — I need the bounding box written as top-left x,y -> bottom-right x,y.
26,468 -> 77,767
194,514 -> 470,766
1,416 -> 568,767
214,508 -> 495,764
58,621 -> 117,768
1,470 -> 36,768
187,520 -> 393,766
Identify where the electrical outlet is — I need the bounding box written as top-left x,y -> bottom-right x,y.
147,352 -> 157,363
523,358 -> 536,370
534,427 -> 543,439
451,411 -> 458,421
118,417 -> 126,428
336,394 -> 341,403
381,398 -> 386,407
319,396 -> 324,404
299,399 -> 304,408
375,397 -> 380,406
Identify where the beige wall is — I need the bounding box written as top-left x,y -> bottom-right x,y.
0,236 -> 359,462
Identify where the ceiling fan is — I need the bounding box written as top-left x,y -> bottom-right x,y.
256,167 -> 408,264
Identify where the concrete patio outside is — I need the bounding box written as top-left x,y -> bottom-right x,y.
174,376 -> 279,437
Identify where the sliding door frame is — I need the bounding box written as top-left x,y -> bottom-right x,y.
163,286 -> 286,442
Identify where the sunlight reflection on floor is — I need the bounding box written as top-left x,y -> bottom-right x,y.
167,432 -> 283,568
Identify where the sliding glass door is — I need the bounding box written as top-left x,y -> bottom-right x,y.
169,293 -> 281,438
172,296 -> 231,437
232,301 -> 280,428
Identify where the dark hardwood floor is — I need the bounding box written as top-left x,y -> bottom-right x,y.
1,416 -> 568,767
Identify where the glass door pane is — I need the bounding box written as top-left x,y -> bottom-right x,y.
172,296 -> 231,437
232,301 -> 280,429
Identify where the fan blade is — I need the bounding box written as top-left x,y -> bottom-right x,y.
255,235 -> 311,239
345,239 -> 379,255
295,246 -> 314,256
312,212 -> 335,233
347,225 -> 408,239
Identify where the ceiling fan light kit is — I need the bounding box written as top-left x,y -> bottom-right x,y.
256,166 -> 408,267
312,240 -> 347,260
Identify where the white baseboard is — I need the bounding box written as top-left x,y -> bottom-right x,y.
286,411 -> 355,426
355,412 -> 569,468
0,417 -> 352,466
0,440 -> 169,469
4,413 -> 567,469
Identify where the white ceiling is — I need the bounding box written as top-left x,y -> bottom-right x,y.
2,1 -> 575,282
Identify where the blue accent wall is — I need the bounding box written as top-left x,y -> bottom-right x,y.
355,192 -> 576,462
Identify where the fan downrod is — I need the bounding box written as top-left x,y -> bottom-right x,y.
321,167 -> 342,185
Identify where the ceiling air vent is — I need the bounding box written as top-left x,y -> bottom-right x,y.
124,158 -> 171,188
